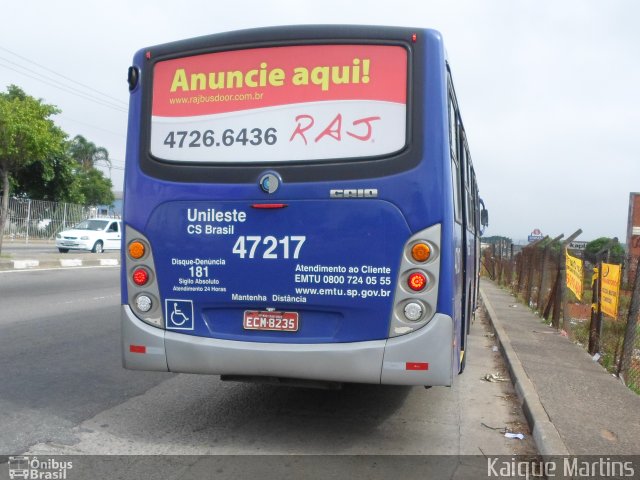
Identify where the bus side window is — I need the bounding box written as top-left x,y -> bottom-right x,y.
473,176 -> 480,233
449,91 -> 462,224
464,145 -> 474,233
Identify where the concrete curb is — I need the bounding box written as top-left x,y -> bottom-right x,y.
480,286 -> 570,458
0,258 -> 120,271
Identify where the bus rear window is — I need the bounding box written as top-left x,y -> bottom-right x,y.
151,44 -> 407,163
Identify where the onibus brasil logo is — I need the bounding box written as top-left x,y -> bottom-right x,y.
8,456 -> 73,479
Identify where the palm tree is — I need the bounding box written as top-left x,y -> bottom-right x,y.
69,134 -> 111,171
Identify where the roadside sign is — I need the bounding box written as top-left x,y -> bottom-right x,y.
527,228 -> 544,243
565,252 -> 583,301
600,263 -> 621,319
568,241 -> 587,251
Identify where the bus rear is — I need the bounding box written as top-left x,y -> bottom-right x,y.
122,26 -> 461,386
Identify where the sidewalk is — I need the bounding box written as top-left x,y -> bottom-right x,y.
480,280 -> 640,456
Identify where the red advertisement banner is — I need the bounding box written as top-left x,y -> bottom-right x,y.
152,44 -> 407,117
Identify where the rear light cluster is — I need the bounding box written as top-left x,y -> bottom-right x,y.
389,224 -> 441,338
125,226 -> 164,328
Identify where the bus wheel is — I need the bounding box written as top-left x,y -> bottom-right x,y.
58,248 -> 69,253
92,241 -> 104,253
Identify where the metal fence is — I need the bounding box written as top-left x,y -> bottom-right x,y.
483,238 -> 640,395
1,197 -> 117,242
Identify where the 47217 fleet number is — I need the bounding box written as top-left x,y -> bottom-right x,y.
232,235 -> 306,259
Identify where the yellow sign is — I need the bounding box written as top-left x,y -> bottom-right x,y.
565,251 -> 584,300
600,263 -> 621,318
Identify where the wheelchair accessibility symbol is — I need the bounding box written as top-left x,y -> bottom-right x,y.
165,299 -> 194,330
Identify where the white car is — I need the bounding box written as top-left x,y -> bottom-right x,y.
55,218 -> 122,253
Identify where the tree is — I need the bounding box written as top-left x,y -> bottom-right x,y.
12,152 -> 83,203
76,167 -> 114,206
13,135 -> 114,205
482,235 -> 513,245
69,134 -> 111,171
0,85 -> 66,254
585,237 -> 625,264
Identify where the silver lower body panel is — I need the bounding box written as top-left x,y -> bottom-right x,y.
122,306 -> 454,386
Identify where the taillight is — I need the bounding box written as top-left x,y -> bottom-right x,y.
132,268 -> 149,286
407,272 -> 427,291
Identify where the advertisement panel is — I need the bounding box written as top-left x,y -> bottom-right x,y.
565,251 -> 583,301
151,44 -> 407,162
600,263 -> 621,319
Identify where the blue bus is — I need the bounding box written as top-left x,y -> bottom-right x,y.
122,26 -> 487,387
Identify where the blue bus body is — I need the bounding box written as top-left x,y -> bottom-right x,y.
122,26 -> 483,386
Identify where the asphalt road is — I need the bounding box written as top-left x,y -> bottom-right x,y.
0,266 -> 536,477
0,267 -> 173,455
2,240 -> 62,256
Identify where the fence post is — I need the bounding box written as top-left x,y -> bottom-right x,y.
588,237 -> 618,353
25,199 -> 31,244
588,264 -> 600,355
618,261 -> 640,382
522,246 -> 532,301
516,251 -> 524,294
522,249 -> 528,293
491,244 -> 496,280
544,267 -> 559,322
496,242 -> 502,285
525,237 -> 546,306
537,234 -> 564,313
505,242 -> 513,287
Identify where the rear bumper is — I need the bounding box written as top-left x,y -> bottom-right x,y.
122,306 -> 454,386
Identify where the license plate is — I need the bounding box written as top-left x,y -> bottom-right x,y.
243,310 -> 299,332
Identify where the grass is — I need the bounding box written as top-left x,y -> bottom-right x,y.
567,314 -> 639,380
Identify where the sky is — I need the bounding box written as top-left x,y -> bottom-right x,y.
1,0 -> 638,244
